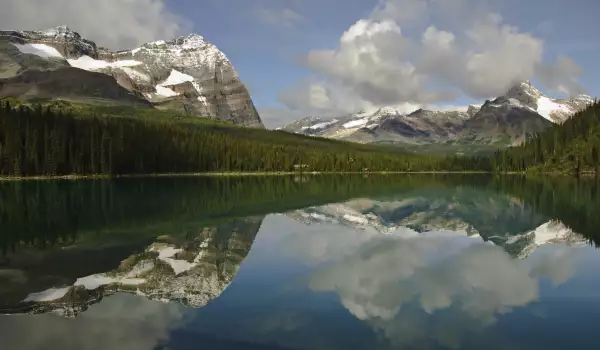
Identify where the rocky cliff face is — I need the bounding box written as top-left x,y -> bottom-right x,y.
0,25 -> 263,128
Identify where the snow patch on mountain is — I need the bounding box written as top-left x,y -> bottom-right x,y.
154,85 -> 178,97
537,96 -> 573,122
148,40 -> 166,46
121,67 -> 151,82
161,69 -> 194,86
310,119 -> 339,130
12,43 -> 64,59
67,55 -> 142,70
343,118 -> 370,129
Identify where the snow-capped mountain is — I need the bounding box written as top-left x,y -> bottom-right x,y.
458,82 -> 594,145
500,81 -> 592,123
3,217 -> 263,317
282,81 -> 594,146
0,25 -> 263,128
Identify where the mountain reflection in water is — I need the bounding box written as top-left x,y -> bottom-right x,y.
1,175 -> 599,350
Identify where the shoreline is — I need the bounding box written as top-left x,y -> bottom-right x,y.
0,170 -> 594,181
0,171 -> 495,181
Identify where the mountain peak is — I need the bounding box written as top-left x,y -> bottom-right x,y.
53,25 -> 71,32
467,104 -> 481,117
372,106 -> 399,117
38,25 -> 79,38
498,81 -> 543,108
171,33 -> 208,48
505,81 -> 543,98
136,34 -> 210,52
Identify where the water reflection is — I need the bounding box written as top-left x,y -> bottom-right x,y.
1,175 -> 600,350
287,187 -> 588,259
307,233 -> 575,349
1,217 -> 263,316
0,295 -> 185,350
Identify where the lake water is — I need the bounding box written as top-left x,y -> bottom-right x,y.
1,175 -> 600,350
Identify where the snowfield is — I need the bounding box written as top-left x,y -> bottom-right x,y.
537,96 -> 573,122
343,118 -> 370,129
155,85 -> 178,97
161,69 -> 195,86
67,55 -> 142,70
13,43 -> 64,59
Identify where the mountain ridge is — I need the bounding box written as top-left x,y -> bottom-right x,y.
282,81 -> 594,147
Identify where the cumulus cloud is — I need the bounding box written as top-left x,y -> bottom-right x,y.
0,0 -> 192,49
278,79 -> 376,115
536,55 -> 585,96
280,0 -> 584,115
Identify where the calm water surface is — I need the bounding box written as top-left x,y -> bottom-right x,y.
1,175 -> 599,350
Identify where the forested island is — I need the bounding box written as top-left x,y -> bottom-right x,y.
0,98 -> 598,177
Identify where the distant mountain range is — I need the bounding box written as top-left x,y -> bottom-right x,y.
281,82 -> 594,148
0,25 -> 263,128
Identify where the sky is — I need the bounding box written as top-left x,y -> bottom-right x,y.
1,0 -> 599,128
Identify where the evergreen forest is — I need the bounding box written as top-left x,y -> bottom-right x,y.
0,99 -> 486,177
1,98 -> 600,177
491,101 -> 600,173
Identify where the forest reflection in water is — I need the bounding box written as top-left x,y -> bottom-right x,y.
0,174 -> 599,350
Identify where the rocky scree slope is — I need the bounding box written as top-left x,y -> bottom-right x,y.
0,25 -> 263,128
282,82 -> 593,146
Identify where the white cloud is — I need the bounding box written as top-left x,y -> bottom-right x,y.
0,0 -> 192,49
279,0 -> 584,118
536,55 -> 585,96
278,79 -> 376,115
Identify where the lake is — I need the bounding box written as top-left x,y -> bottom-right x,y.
1,175 -> 599,350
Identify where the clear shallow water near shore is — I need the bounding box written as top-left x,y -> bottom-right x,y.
1,175 -> 599,350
